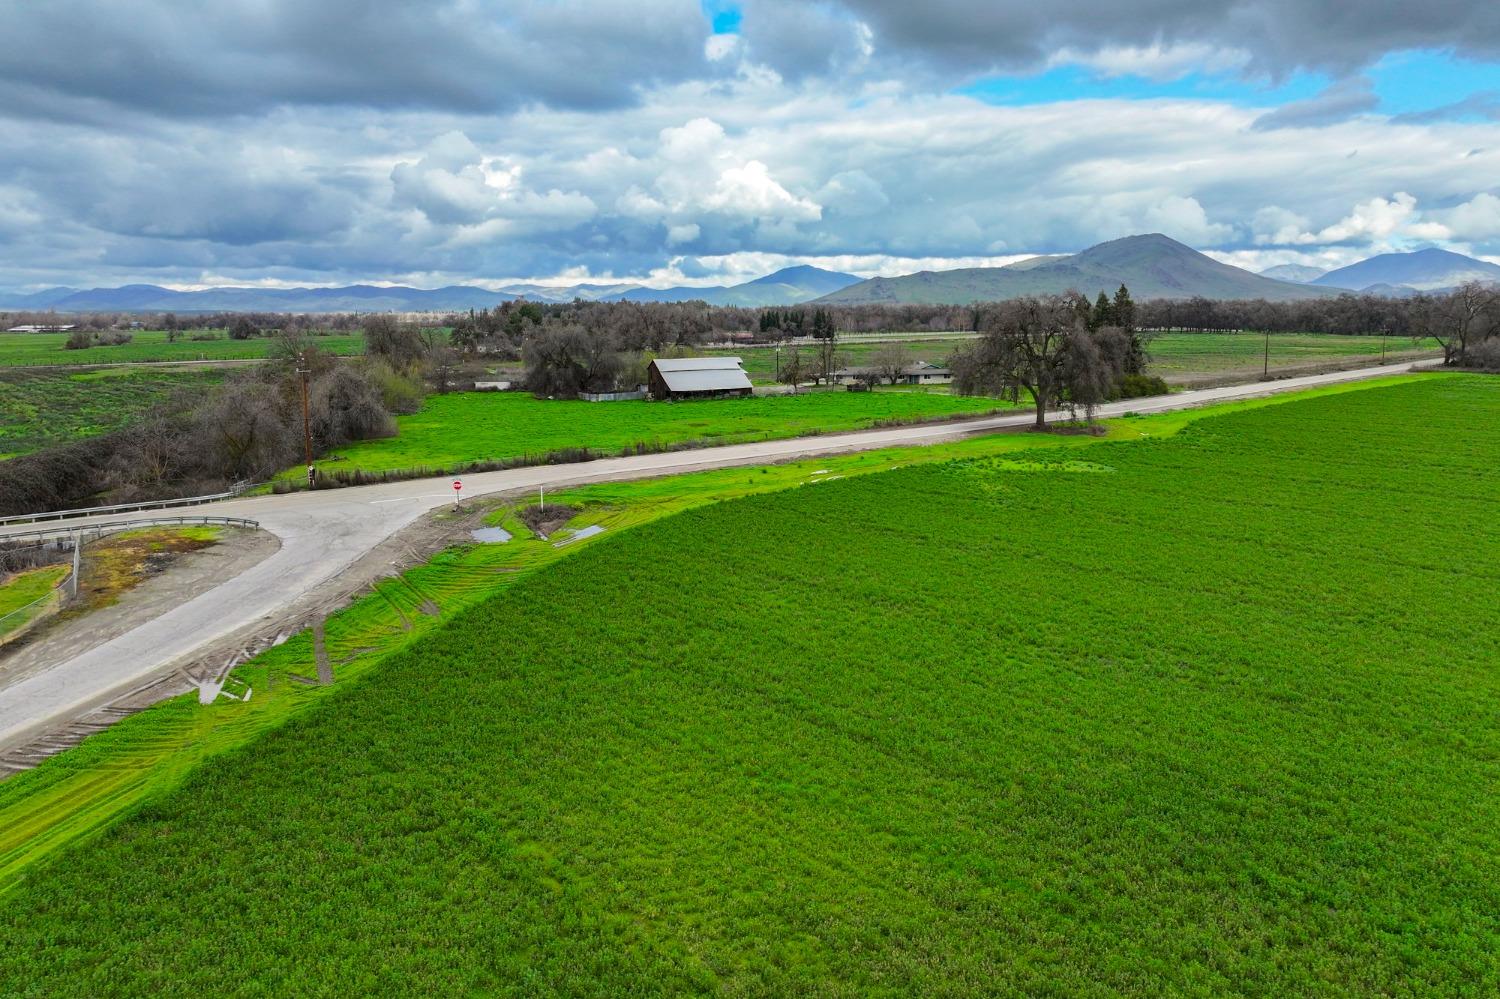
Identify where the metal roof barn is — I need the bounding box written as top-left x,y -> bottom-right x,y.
647,357 -> 754,399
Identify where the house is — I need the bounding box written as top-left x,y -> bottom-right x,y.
7,324 -> 76,333
900,361 -> 953,385
647,356 -> 754,400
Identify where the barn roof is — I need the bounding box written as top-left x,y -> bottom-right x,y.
650,356 -> 753,394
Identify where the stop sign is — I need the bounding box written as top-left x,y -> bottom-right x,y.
453,479 -> 462,491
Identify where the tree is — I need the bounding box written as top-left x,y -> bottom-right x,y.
815,327 -> 845,386
228,316 -> 260,341
1112,284 -> 1146,374
1060,328 -> 1124,424
952,294 -> 1081,429
1413,282 -> 1500,365
777,347 -> 805,394
363,315 -> 427,369
1090,291 -> 1113,331
521,325 -> 622,398
870,343 -> 913,385
162,313 -> 181,342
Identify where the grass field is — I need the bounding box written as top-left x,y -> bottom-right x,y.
0,329 -> 366,367
0,367 -> 228,459
1,373 -> 1494,994
717,332 -> 1442,385
0,565 -> 70,641
308,388 -> 1018,478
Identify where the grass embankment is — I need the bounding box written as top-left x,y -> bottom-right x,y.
306,389 -> 1019,479
65,527 -> 220,615
0,330 -> 366,367
0,368 -> 228,459
3,373 -> 1495,994
0,566 -> 70,642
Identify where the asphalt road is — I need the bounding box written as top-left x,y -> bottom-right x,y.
0,360 -> 1429,751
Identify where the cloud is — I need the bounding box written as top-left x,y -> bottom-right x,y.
0,0 -> 714,119
1392,91 -> 1500,124
741,0 -> 1500,80
1251,77 -> 1379,130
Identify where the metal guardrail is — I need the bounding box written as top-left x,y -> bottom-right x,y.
0,516 -> 260,546
0,482 -> 250,527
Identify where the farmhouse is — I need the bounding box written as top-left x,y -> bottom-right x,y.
647,356 -> 753,400
832,360 -> 955,386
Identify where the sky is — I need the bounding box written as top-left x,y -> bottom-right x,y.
1,0 -> 1498,292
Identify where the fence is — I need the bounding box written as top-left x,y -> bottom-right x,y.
0,481 -> 250,527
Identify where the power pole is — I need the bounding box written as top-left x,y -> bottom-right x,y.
297,351 -> 314,486
1263,329 -> 1270,379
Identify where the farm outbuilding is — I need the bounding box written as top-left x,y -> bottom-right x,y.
647,357 -> 753,400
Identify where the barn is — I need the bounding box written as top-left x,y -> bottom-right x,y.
647,357 -> 754,400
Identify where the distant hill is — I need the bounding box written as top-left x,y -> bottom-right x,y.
816,234 -> 1333,305
1310,248 -> 1500,292
1258,263 -> 1325,283
0,284 -> 519,313
612,265 -> 862,307
498,282 -> 641,303
0,287 -> 80,309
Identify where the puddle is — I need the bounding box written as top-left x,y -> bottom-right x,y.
470,527 -> 512,544
553,524 -> 605,547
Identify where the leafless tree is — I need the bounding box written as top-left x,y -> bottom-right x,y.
1412,282 -> 1500,365
871,343 -> 913,385
777,347 -> 805,394
953,294 -> 1081,429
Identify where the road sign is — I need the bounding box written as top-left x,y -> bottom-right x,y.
453,479 -> 462,491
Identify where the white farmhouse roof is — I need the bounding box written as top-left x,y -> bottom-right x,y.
651,356 -> 753,393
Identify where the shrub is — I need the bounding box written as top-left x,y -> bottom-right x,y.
1113,373 -> 1170,400
94,331 -> 133,347
1462,339 -> 1500,373
63,330 -> 92,350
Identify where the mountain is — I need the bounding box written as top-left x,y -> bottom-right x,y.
0,286 -> 80,309
1310,248 -> 1500,292
0,284 -> 518,313
816,234 -> 1334,305
610,265 -> 861,306
1258,263 -> 1325,283
498,282 -> 641,303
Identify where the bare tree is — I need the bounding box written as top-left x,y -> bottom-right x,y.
522,324 -> 623,398
953,294 -> 1081,429
1413,282 -> 1500,365
815,328 -> 846,387
363,315 -> 427,369
871,343 -> 913,385
777,347 -> 805,394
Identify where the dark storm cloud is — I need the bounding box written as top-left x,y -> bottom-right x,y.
0,0 -> 713,118
742,0 -> 1500,79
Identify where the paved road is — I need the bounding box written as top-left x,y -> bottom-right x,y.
0,360 -> 1428,750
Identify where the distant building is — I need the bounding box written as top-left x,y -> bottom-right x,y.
831,360 -> 954,386
7,324 -> 76,333
647,356 -> 754,400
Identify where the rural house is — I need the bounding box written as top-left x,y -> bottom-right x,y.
647,357 -> 754,400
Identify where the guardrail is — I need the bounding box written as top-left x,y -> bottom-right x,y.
0,516 -> 260,546
0,482 -> 250,527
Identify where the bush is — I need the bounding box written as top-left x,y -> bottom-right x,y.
63,330 -> 92,350
1113,373 -> 1170,400
95,331 -> 133,347
364,359 -> 426,415
228,317 -> 260,340
1462,339 -> 1500,373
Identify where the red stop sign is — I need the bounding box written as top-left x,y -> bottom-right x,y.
453,479 -> 462,491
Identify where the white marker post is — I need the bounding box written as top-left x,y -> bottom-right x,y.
539,485 -> 545,511
453,478 -> 463,510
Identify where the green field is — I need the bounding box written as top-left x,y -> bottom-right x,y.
0,329 -> 366,366
1145,331 -> 1442,379
0,564 -> 70,640
310,388 -> 1018,477
0,367 -> 228,458
718,332 -> 1442,385
2,374 -> 1495,994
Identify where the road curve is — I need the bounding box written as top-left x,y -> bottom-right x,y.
0,360 -> 1429,750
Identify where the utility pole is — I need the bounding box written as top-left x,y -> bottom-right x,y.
1263,329 -> 1270,379
297,351 -> 314,487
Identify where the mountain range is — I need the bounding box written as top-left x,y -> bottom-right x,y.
814,234 -> 1331,305
5,240 -> 1496,314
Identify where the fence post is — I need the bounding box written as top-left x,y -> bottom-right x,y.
70,531 -> 81,599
